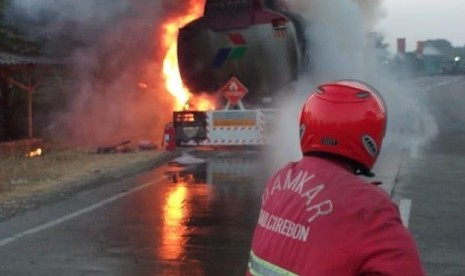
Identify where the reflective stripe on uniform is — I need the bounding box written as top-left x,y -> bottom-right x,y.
248,251 -> 298,276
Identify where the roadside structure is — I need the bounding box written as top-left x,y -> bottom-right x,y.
0,52 -> 58,152
0,52 -> 59,154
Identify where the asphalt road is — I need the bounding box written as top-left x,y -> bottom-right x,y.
0,150 -> 267,275
392,75 -> 465,275
0,75 -> 464,275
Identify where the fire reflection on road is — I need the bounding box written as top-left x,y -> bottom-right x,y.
150,152 -> 264,274
157,168 -> 214,272
161,182 -> 188,261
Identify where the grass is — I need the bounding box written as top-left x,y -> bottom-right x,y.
0,147 -> 162,201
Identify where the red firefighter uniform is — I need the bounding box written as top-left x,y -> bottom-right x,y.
248,156 -> 424,276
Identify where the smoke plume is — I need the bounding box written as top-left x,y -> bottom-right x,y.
265,0 -> 438,170
3,0 -> 438,160
3,0 -> 192,146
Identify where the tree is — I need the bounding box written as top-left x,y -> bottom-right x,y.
0,0 -> 39,54
424,39 -> 454,57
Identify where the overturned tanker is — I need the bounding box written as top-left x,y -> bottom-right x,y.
177,0 -> 307,106
168,0 -> 307,147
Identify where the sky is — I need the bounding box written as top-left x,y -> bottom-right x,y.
377,0 -> 465,53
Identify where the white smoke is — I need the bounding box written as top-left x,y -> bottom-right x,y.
7,0 -> 129,26
3,0 -> 186,146
3,0 -> 437,155
265,0 -> 438,171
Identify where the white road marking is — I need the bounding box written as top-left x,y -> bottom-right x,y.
426,77 -> 464,91
399,199 -> 412,228
0,175 -> 167,248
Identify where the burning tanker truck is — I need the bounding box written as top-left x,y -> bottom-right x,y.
169,0 -> 306,147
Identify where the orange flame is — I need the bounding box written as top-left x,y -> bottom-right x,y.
161,0 -> 205,111
186,94 -> 217,111
26,148 -> 42,158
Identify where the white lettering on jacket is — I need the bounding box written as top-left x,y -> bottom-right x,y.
263,169 -> 316,203
259,168 -> 334,240
258,209 -> 310,242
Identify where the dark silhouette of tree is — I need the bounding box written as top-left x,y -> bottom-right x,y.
424,39 -> 454,57
0,0 -> 39,54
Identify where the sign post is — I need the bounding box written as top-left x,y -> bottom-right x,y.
219,76 -> 249,110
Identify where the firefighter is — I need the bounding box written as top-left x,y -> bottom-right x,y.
247,80 -> 424,275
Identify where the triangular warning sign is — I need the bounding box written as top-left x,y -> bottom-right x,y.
219,77 -> 248,105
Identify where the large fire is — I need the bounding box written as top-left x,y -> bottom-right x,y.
161,0 -> 215,111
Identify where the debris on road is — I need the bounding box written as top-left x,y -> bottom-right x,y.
138,140 -> 158,151
96,140 -> 131,154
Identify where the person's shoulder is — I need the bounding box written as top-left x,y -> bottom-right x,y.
347,179 -> 390,202
358,181 -> 391,203
339,176 -> 395,216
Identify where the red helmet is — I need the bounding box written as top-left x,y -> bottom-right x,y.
299,80 -> 387,175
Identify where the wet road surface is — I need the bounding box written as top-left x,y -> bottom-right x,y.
0,150 -> 267,275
